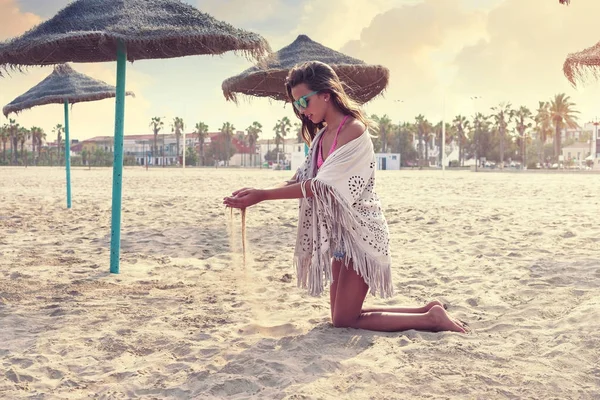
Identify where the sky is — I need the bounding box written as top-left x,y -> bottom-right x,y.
1,0 -> 600,142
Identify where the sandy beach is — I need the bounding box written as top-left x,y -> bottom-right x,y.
1,166 -> 599,399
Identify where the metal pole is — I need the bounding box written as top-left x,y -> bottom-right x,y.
182,131 -> 186,169
109,40 -> 127,274
64,100 -> 72,208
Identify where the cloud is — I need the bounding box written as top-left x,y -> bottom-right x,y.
336,0 -> 600,125
452,0 -> 599,91
197,0 -> 284,25
340,0 -> 486,121
0,0 -> 41,40
292,0 -> 413,51
450,0 -> 600,120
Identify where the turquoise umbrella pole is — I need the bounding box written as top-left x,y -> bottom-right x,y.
64,99 -> 72,209
109,40 -> 127,274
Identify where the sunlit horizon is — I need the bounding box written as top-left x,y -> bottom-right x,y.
2,0 -> 600,142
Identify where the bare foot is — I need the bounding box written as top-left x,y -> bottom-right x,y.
424,300 -> 447,311
427,305 -> 466,333
453,318 -> 471,333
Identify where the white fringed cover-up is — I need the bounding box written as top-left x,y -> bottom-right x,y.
294,128 -> 393,298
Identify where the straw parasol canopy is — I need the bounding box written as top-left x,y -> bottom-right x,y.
563,40 -> 600,86
0,0 -> 270,73
222,34 -> 389,104
3,64 -> 134,116
558,0 -> 600,87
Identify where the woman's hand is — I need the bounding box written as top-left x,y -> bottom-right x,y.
223,188 -> 265,209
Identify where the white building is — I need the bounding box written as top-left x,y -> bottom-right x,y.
563,123 -> 594,142
256,138 -> 300,167
375,153 -> 400,170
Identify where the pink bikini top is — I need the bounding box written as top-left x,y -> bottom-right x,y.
317,115 -> 350,169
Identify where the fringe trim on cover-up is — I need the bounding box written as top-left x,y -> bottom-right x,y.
293,178 -> 394,298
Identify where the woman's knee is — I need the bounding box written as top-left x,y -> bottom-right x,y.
331,313 -> 358,328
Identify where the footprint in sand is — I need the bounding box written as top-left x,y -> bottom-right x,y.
238,323 -> 301,337
5,368 -> 34,383
210,378 -> 261,398
46,368 -> 64,380
466,298 -> 479,307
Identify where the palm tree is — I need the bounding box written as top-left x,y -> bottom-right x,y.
273,122 -> 281,152
9,119 -> 19,165
491,102 -> 514,168
374,114 -> 393,153
149,117 -> 164,163
534,101 -> 552,165
472,113 -> 490,168
53,124 -> 64,164
549,93 -> 579,161
514,106 -> 533,168
171,117 -> 184,162
194,122 -> 209,166
236,131 -> 247,166
18,127 -> 30,166
94,147 -> 104,166
293,122 -> 302,143
273,117 -> 292,156
453,115 -> 470,166
0,124 -> 8,163
433,121 -> 442,165
414,115 -> 431,167
29,127 -> 36,162
246,121 -> 262,167
220,122 -> 235,166
390,121 -> 418,165
38,128 -> 46,163
424,129 -> 436,165
30,126 -> 44,165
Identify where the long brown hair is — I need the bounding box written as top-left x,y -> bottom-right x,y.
285,61 -> 370,146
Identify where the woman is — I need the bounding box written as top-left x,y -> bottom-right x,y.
223,61 -> 465,333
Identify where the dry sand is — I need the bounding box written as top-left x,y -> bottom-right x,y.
0,166 -> 599,399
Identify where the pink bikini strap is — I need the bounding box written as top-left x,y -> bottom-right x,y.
317,115 -> 350,167
329,115 -> 350,155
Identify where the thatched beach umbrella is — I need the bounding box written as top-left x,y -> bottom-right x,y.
563,41 -> 600,86
3,63 -> 134,209
222,34 -> 389,104
560,1 -> 600,88
0,0 -> 270,274
558,0 -> 599,88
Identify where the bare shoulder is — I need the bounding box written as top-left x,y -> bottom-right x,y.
337,118 -> 366,147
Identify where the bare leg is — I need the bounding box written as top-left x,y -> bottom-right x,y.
330,259 -> 342,321
331,260 -> 465,333
331,259 -> 445,315
361,301 -> 445,314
